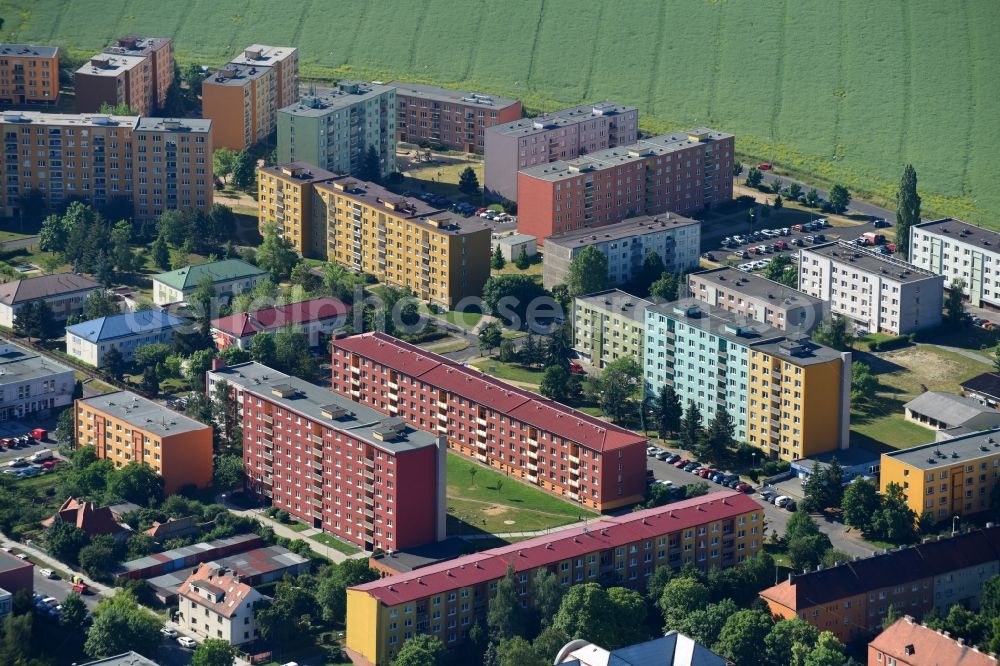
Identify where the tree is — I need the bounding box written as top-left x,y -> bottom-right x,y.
567,246 -> 610,297
654,386 -> 683,439
515,245 -> 531,270
359,145 -> 382,183
529,567 -> 564,630
54,408 -> 76,446
597,357 -> 641,425
491,244 -> 506,270
545,324 -> 574,368
13,301 -> 54,341
151,232 -> 171,271
45,520 -> 90,565
256,579 -> 319,647
702,404 -> 735,463
487,564 -> 525,641
764,253 -> 797,288
213,148 -> 238,181
828,185 -> 851,213
140,366 -> 160,396
230,149 -> 256,190
250,332 -> 279,367
895,165 -> 921,261
213,454 -> 244,490
871,482 -> 918,544
496,637 -> 547,666
745,167 -> 763,188
40,212 -> 70,253
765,617 -> 820,666
945,279 -> 967,324
803,458 -> 845,512
649,272 -> 679,301
59,591 -> 88,630
213,379 -> 243,453
812,316 -> 853,351
84,589 -> 162,659
257,222 -> 299,281
392,634 -> 447,666
540,366 -> 573,403
631,250 -> 666,296
773,194 -> 783,209
479,322 -> 503,355
459,166 -> 480,196
668,598 -> 737,648
315,559 -> 379,625
851,361 -> 878,407
134,342 -> 171,371
714,609 -> 774,665
192,639 -> 236,666
81,290 -> 118,321
481,274 -> 548,327
659,576 -> 711,632
186,348 -> 216,391
553,583 -> 646,651
679,401 -> 703,452
108,462 -> 165,506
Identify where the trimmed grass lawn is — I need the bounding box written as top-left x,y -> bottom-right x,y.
310,532 -> 361,555
418,337 -> 469,354
283,521 -> 310,533
472,359 -> 544,385
494,259 -> 543,280
872,344 -> 991,398
851,414 -> 935,451
445,309 -> 483,329
447,452 -> 595,534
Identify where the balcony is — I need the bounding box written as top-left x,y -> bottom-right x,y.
312,497 -> 323,508
262,414 -> 273,424
388,380 -> 398,390
364,509 -> 375,519
364,470 -> 375,480
527,474 -> 538,483
568,478 -> 579,488
569,492 -> 579,501
350,364 -> 360,374
476,454 -> 487,463
527,449 -> 538,460
387,403 -> 398,413
475,416 -> 487,427
527,462 -> 538,471
364,483 -> 375,493
262,451 -> 273,461
311,434 -> 324,445
437,411 -> 447,421
262,427 -> 272,436
437,400 -> 448,409
312,460 -> 323,471
569,454 -> 580,464
476,440 -> 487,450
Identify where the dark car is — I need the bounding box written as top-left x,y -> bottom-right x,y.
655,451 -> 670,461
785,500 -> 798,511
736,482 -> 754,493
665,454 -> 681,464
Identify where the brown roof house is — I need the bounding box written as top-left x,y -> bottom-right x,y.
43,497 -> 129,540
177,563 -> 264,646
869,616 -> 998,666
144,516 -> 200,543
0,273 -> 102,328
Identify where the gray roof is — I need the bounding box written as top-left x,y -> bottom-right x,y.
0,272 -> 100,306
690,267 -> 823,307
904,391 -> 1000,429
78,651 -> 160,666
118,533 -> 259,574
0,550 -> 31,574
134,117 -> 212,134
0,340 -> 73,387
496,233 -> 535,247
576,289 -> 652,324
103,36 -> 171,57
392,82 -> 518,109
790,447 -> 881,472
229,44 -> 296,67
488,101 -> 636,137
75,54 -> 145,77
521,129 -> 734,182
883,427 -> 1000,471
0,111 -> 137,128
79,391 -> 210,438
801,241 -> 941,284
0,44 -> 59,58
210,362 -> 440,453
260,161 -> 341,184
558,632 -> 726,666
544,213 -> 699,249
205,62 -> 271,86
281,81 -> 395,117
913,218 -> 1000,252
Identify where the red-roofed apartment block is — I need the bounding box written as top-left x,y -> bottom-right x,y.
330,332 -> 648,512
346,490 -> 763,664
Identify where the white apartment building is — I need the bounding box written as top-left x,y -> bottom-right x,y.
0,341 -> 75,420
65,311 -> 187,368
910,218 -> 1000,309
150,259 -> 268,306
177,564 -> 263,646
798,241 -> 944,335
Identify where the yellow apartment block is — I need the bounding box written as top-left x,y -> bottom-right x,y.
746,338 -> 852,461
257,162 -> 340,258
75,391 -> 213,495
881,428 -> 1000,522
314,179 -> 491,307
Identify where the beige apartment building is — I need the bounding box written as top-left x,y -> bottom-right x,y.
1,111 -> 213,222
0,44 -> 59,105
202,45 -> 298,150
688,267 -> 828,332
75,37 -> 174,116
257,161 -> 340,257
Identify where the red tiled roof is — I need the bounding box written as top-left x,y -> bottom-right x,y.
351,490 -> 756,606
211,297 -> 348,337
41,497 -> 125,537
871,616 -> 998,666
333,332 -> 646,452
177,563 -> 258,619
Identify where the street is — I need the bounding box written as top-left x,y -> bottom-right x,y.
31,568 -> 100,610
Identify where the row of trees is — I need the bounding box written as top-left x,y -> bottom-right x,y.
744,168 -> 851,214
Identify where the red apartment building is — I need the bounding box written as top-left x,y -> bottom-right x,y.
207,360 -> 446,552
517,128 -> 734,244
330,332 -> 648,512
394,83 -> 522,154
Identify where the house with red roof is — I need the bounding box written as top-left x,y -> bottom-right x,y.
210,297 -> 348,349
42,497 -> 128,540
331,332 -> 648,512
177,563 -> 264,646
870,616 -> 998,666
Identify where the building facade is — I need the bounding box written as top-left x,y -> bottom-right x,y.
210,297 -> 348,350
202,45 -> 298,150
75,391 -> 213,494
257,161 -> 341,257
798,241 -> 944,335
880,428 -> 1000,522
0,273 -> 101,328
313,178 -> 491,306
177,564 -> 263,646
910,218 -> 1000,310
151,259 -> 268,306
869,616 -> 999,666
75,37 -> 174,116
484,102 -> 639,202
0,44 -> 59,105
0,341 -> 74,421
278,82 -> 396,180
66,310 -> 187,367
517,129 -> 734,242
330,332 -> 649,512
542,213 -> 701,289
573,290 -> 652,369
0,112 -> 213,222
394,83 -> 521,153
760,527 -> 1000,643
346,491 -> 762,664
688,267 -> 828,333
207,361 -> 447,552
644,299 -> 851,461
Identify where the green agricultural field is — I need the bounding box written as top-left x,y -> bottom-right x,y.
5,1 -> 1000,225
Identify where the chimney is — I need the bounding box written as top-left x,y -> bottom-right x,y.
211,357 -> 226,371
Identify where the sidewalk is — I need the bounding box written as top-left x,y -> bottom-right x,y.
224,505 -> 368,564
456,517 -> 598,541
0,532 -> 115,597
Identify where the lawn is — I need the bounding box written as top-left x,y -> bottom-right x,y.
872,344 -> 991,399
310,532 -> 361,555
850,414 -> 935,451
472,359 -> 544,385
446,452 -> 595,534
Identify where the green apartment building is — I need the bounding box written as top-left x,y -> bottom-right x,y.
573,289 -> 652,369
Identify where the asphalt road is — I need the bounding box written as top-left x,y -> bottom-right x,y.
32,568 -> 100,610
741,167 -> 898,223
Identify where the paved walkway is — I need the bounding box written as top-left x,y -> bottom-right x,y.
934,344 -> 994,367
456,517 -> 597,541
0,532 -> 115,597
222,504 -> 368,564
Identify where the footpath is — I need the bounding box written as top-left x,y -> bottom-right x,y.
221,503 -> 368,564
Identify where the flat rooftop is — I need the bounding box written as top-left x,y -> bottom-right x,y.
576,289 -> 652,324
75,54 -> 146,77
913,218 -> 1000,251
545,212 -> 700,248
0,340 -> 73,386
0,550 -> 31,574
521,129 -> 734,182
0,44 -> 59,58
883,427 -> 1000,471
205,62 -> 271,87
489,101 -> 637,138
370,537 -> 474,574
314,178 -> 491,237
211,362 -> 440,453
803,241 -> 941,284
260,161 -> 342,184
135,117 -> 211,133
79,391 -> 210,438
103,36 -> 171,57
393,82 -> 518,109
0,111 -> 136,128
146,545 -> 308,595
690,267 -> 824,307
280,81 -> 395,117
118,533 -> 261,575
229,44 -> 296,67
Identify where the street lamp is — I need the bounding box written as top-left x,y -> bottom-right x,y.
952,516 -> 960,536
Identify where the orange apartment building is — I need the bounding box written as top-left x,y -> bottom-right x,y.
0,111 -> 213,222
202,45 -> 298,150
0,44 -> 59,105
257,161 -> 340,257
75,37 -> 174,116
75,391 -> 213,495
759,527 -> 1000,644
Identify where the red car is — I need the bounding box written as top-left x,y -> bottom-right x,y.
673,459 -> 689,468
41,460 -> 56,470
735,482 -> 754,493
757,162 -> 773,171
697,468 -> 711,478
568,361 -> 586,375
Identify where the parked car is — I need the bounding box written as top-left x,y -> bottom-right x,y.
6,458 -> 27,468
655,451 -> 671,461
736,482 -> 754,493
177,636 -> 196,648
39,568 -> 55,579
664,454 -> 681,464
702,252 -> 716,261
785,500 -> 798,511
759,489 -> 777,501
757,162 -> 773,170
774,495 -> 790,507
161,627 -> 178,638
673,459 -> 689,468
646,447 -> 659,456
